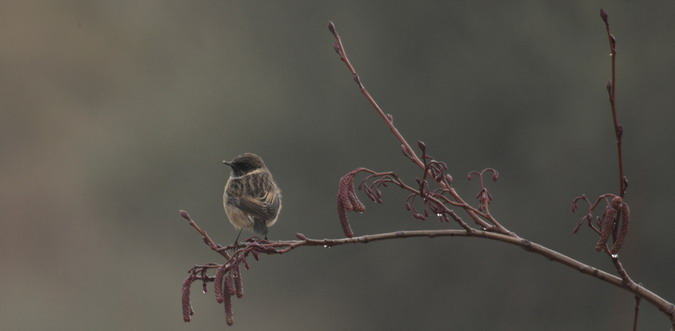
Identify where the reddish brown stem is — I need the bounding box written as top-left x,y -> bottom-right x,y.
222,230 -> 673,322
328,22 -> 422,169
179,210 -> 230,259
609,252 -> 634,285
633,294 -> 641,331
601,8 -> 626,197
328,21 -> 512,236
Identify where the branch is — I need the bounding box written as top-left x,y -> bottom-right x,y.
277,231 -> 671,319
327,22 -> 421,168
633,294 -> 642,331
180,218 -> 675,325
178,12 -> 675,329
328,21 -> 512,236
600,8 -> 627,197
179,210 -> 230,259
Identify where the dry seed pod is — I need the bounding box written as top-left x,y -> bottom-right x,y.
181,276 -> 195,323
233,265 -> 244,298
214,265 -> 227,304
595,207 -> 617,252
609,202 -> 630,254
224,286 -> 234,326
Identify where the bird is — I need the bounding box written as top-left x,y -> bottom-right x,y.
223,153 -> 282,243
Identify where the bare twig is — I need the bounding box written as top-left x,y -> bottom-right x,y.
600,8 -> 627,197
633,294 -> 641,331
569,13 -> 644,330
179,210 -> 230,259
328,21 -> 512,236
328,22 -> 421,168
181,219 -> 675,324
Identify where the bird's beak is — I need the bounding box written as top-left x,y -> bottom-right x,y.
223,160 -> 232,167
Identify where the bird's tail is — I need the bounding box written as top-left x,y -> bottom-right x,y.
253,219 -> 268,238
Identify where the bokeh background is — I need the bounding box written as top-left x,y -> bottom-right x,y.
1,1 -> 674,330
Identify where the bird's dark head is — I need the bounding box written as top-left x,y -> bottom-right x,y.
223,153 -> 266,176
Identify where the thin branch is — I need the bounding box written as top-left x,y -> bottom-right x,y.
600,8 -> 626,197
209,228 -> 675,322
633,294 -> 641,331
179,210 -> 230,259
328,22 -> 422,169
609,252 -> 635,285
328,21 -> 513,236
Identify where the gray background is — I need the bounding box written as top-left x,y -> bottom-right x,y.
1,1 -> 674,330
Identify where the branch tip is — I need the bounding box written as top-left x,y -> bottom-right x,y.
328,21 -> 336,35
417,140 -> 426,151
600,8 -> 609,24
179,210 -> 191,221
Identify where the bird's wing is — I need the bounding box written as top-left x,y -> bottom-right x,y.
235,190 -> 280,220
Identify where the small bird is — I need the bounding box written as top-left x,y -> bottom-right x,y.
223,153 -> 282,242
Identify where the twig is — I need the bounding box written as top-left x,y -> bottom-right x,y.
633,294 -> 641,331
188,224 -> 675,322
179,210 -> 230,259
279,233 -> 669,316
328,21 -> 512,236
328,22 -> 421,168
600,8 -> 627,197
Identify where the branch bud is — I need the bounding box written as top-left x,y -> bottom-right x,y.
600,8 -> 609,24
328,21 -> 336,35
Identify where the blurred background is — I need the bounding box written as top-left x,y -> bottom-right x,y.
1,1 -> 674,330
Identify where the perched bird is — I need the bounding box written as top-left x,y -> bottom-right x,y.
223,153 -> 282,242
